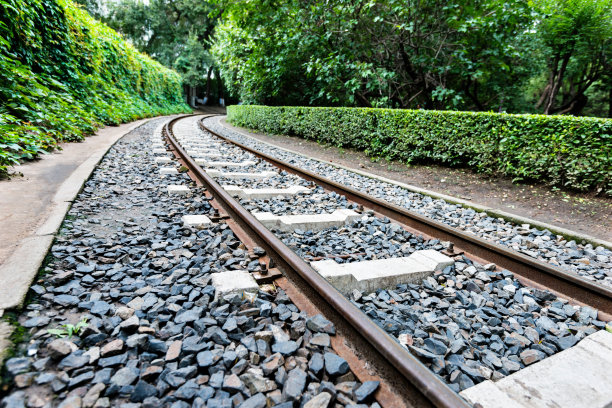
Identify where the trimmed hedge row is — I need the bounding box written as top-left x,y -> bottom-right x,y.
227,105 -> 612,194
0,0 -> 191,176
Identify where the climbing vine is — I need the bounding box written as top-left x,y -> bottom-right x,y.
0,0 -> 190,176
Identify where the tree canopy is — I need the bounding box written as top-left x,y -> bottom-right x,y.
96,0 -> 218,90
102,0 -> 612,116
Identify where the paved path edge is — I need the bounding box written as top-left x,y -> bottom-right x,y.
0,118 -> 153,315
218,117 -> 612,251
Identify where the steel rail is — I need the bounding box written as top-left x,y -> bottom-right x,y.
197,118 -> 612,317
164,116 -> 471,408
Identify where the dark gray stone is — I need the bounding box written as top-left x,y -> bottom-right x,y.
281,368 -> 307,401
324,352 -> 349,377
22,316 -> 50,328
131,381 -> 158,402
110,367 -> 139,387
5,358 -> 31,376
68,370 -> 94,388
58,352 -> 89,370
354,381 -> 379,402
271,341 -> 298,356
54,295 -> 80,306
306,314 -> 336,334
240,393 -> 266,408
175,379 -> 200,400
423,338 -> 447,355
308,353 -> 324,376
175,307 -> 203,324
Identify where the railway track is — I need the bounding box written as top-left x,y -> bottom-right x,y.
164,115 -> 467,408
4,114 -> 610,408
162,114 -> 612,407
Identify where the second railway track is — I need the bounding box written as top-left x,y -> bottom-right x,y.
196,116 -> 612,318
162,114 -> 612,407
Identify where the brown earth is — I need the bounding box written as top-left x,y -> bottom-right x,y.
220,119 -> 612,242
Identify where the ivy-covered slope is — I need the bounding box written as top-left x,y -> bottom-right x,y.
0,0 -> 190,176
228,105 -> 612,195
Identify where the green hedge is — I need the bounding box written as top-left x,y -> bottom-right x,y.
228,105 -> 612,194
0,0 -> 191,176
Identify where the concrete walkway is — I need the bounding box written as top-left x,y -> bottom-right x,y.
0,117 -> 157,313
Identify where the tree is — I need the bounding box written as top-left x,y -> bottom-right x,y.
211,0 -> 538,111
536,0 -> 612,114
103,0 -> 219,90
100,0 -> 611,116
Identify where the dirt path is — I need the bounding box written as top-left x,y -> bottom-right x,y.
221,119 -> 612,242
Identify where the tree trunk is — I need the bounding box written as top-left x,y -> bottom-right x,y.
215,68 -> 224,106
537,54 -> 559,110
355,91 -> 372,108
205,66 -> 214,104
545,53 -> 571,114
536,84 -> 550,109
464,80 -> 485,111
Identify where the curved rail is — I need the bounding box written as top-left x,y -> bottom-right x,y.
163,115 -> 471,408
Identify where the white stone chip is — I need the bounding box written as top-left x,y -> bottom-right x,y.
223,185 -> 311,199
253,209 -> 360,232
311,250 -> 454,293
205,170 -> 276,180
200,160 -> 256,168
160,167 -> 178,175
187,149 -> 222,156
409,249 -> 455,271
211,270 -> 259,301
460,330 -> 612,408
181,215 -> 212,228
167,185 -> 190,195
194,155 -> 222,163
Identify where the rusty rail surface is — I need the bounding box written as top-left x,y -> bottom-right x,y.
197,117 -> 612,318
164,116 -> 471,408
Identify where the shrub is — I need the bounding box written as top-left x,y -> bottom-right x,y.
0,0 -> 191,176
227,105 -> 612,194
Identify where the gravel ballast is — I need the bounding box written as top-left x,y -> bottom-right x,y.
1,118 -> 381,408
184,116 -> 610,392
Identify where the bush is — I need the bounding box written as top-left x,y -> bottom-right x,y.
227,105 -> 612,194
0,0 -> 191,176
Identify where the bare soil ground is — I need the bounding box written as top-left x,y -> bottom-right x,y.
222,119 -> 612,242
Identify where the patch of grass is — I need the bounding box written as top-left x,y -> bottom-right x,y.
3,313 -> 27,347
0,312 -> 28,391
47,317 -> 89,338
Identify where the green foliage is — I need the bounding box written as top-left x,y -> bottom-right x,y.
228,105 -> 612,194
212,0 -> 539,110
536,0 -> 612,115
104,0 -> 218,88
0,0 -> 190,176
211,0 -> 610,116
47,317 -> 89,338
